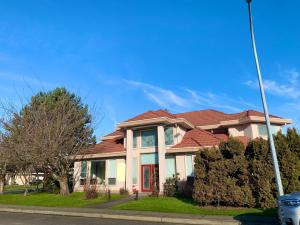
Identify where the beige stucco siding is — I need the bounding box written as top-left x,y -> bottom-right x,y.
73,157 -> 126,193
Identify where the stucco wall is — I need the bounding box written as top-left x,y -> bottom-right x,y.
73,157 -> 126,193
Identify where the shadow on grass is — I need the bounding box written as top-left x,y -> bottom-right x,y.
175,195 -> 278,221
176,196 -> 279,224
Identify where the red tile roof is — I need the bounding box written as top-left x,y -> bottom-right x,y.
103,130 -> 124,138
176,109 -> 280,126
171,128 -> 221,148
126,109 -> 176,122
79,138 -> 125,155
80,109 -> 282,155
230,110 -> 280,120
175,109 -> 233,126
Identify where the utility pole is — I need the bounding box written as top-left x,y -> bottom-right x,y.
246,0 -> 284,196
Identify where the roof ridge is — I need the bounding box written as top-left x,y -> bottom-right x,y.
175,109 -> 227,115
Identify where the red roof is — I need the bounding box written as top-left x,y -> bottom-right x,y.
176,109 -> 280,126
126,109 -> 176,122
171,128 -> 221,148
103,130 -> 124,138
230,110 -> 280,120
80,138 -> 125,155
175,109 -> 233,126
80,109 -> 282,155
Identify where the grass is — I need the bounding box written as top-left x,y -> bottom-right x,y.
0,192 -> 125,208
112,196 -> 277,217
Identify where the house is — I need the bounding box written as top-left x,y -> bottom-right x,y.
73,109 -> 292,194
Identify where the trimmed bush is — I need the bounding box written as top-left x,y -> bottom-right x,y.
163,174 -> 179,197
83,181 -> 98,200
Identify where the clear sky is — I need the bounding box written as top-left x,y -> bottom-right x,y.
0,0 -> 299,140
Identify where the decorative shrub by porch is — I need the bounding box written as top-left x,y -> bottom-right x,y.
163,174 -> 179,197
83,181 -> 98,200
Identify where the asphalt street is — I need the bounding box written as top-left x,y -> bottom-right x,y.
0,212 -> 183,225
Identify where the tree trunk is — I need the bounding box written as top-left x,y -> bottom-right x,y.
58,176 -> 70,195
0,176 -> 4,194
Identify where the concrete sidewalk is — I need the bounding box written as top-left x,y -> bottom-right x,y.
0,204 -> 278,225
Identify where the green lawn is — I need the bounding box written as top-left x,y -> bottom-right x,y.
112,197 -> 277,217
0,192 -> 125,208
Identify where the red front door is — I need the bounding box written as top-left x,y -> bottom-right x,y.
141,164 -> 157,192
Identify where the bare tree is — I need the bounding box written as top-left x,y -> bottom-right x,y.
14,88 -> 95,195
0,88 -> 95,195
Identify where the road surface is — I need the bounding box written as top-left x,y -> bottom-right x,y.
0,212 -> 182,225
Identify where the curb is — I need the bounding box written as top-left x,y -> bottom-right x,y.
0,207 -> 241,225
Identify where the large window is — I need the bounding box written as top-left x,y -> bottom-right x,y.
166,156 -> 176,178
91,160 -> 106,184
80,161 -> 87,185
164,127 -> 174,145
185,155 -> 194,177
133,130 -> 138,148
132,158 -> 138,184
108,159 -> 116,185
141,129 -> 158,147
258,124 -> 278,136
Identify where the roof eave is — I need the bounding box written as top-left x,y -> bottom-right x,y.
117,117 -> 194,129
73,151 -> 126,160
197,116 -> 292,129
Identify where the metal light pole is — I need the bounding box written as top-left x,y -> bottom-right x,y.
246,0 -> 284,196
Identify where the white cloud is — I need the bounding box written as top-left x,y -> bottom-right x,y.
124,79 -> 188,108
245,69 -> 300,99
185,88 -> 242,112
123,79 -> 256,112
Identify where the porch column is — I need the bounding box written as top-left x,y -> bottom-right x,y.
73,161 -> 81,191
125,129 -> 133,193
157,125 -> 166,193
86,161 -> 91,185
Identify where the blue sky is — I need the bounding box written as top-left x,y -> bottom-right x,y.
0,0 -> 299,140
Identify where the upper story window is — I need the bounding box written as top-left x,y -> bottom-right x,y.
141,129 -> 158,147
164,126 -> 174,145
258,124 -> 278,136
133,130 -> 138,148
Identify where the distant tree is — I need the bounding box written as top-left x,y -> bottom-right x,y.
0,107 -> 19,194
4,88 -> 96,195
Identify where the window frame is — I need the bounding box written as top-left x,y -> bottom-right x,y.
141,128 -> 158,148
257,124 -> 278,136
185,154 -> 194,178
133,130 -> 139,149
108,159 -> 117,186
164,126 -> 174,146
90,160 -> 106,185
